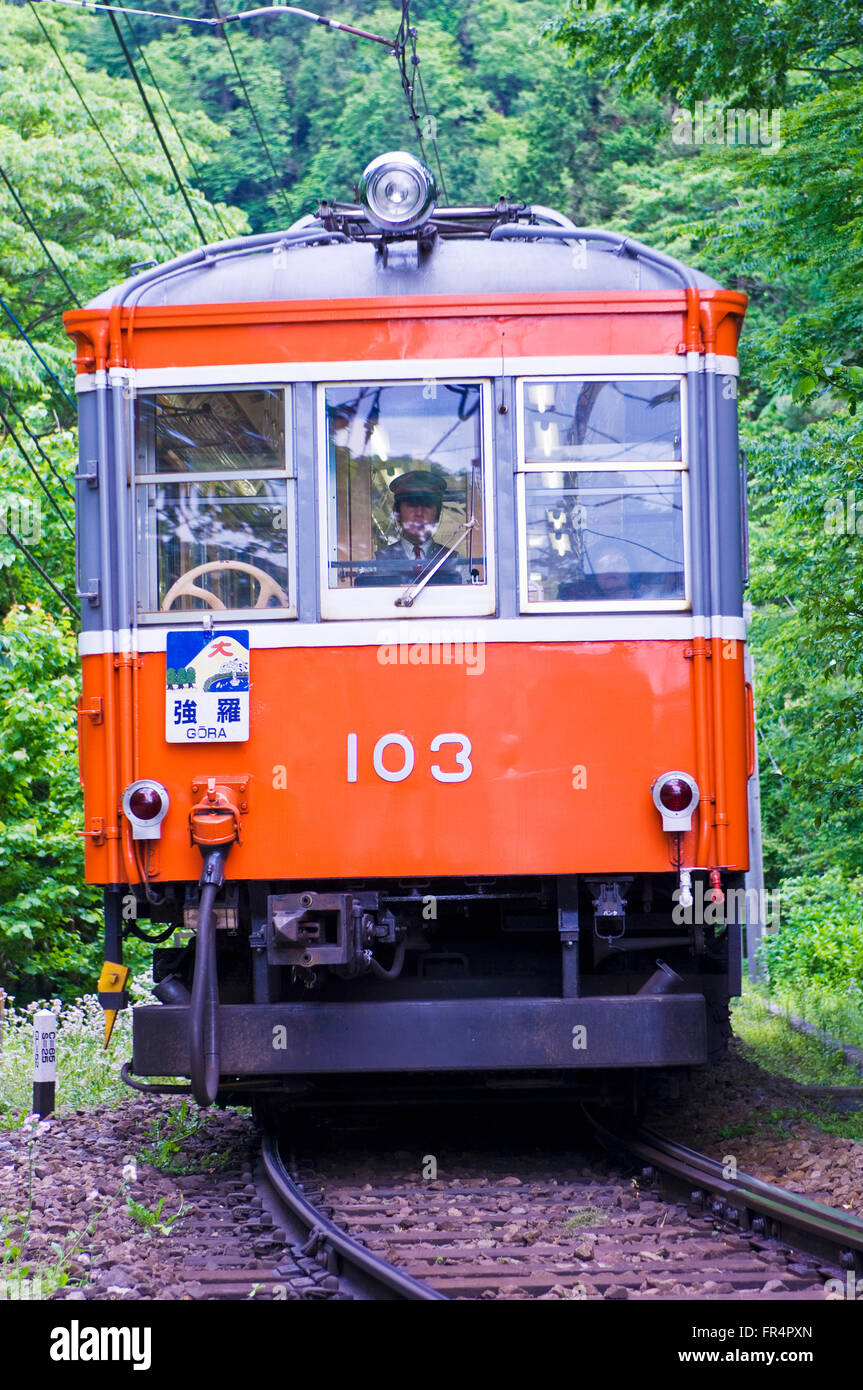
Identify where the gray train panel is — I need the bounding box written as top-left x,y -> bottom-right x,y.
86,234 -> 721,310
75,390 -> 103,630
712,367 -> 745,616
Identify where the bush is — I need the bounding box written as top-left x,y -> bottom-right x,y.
760,869 -> 863,995
0,980 -> 156,1125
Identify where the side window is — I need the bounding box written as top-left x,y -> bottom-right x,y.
135,389 -> 295,617
320,381 -> 494,618
517,378 -> 688,609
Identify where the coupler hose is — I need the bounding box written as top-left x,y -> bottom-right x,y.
367,940 -> 406,981
190,844 -> 231,1107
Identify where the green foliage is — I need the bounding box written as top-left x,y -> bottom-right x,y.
760,871 -> 863,995
138,1100 -> 234,1175
768,983 -> 863,1053
63,0 -> 674,230
0,986 -> 155,1125
0,607 -> 116,997
550,0 -> 863,106
562,1206 -> 604,1230
0,2 -> 247,411
732,992 -> 863,1087
745,418 -> 863,876
0,416 -> 76,617
125,1194 -> 188,1235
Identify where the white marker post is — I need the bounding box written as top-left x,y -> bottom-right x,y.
33,1010 -> 56,1117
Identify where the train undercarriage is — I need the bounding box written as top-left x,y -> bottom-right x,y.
121,869 -> 742,1103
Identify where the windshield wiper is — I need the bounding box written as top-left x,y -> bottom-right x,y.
394,519 -> 477,608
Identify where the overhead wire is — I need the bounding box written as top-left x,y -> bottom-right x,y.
0,295 -> 76,411
395,0 -> 448,204
0,521 -> 78,616
107,10 -> 209,242
36,0 -> 447,211
0,393 -> 74,502
414,63 -> 448,204
0,402 -> 75,536
26,2 -> 178,258
121,10 -> 234,239
0,165 -> 82,309
209,0 -> 294,223
37,0 -> 396,46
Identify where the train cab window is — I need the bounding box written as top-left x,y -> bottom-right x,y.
523,379 -> 682,462
135,389 -> 295,618
319,381 -> 495,619
517,378 -> 688,611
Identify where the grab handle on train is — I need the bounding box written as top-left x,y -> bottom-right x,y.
744,681 -> 756,780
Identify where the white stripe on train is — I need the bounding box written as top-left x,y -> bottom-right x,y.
79,613 -> 748,656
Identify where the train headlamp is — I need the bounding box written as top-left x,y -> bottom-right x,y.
652,771 -> 699,832
359,152 -> 437,232
122,779 -> 170,840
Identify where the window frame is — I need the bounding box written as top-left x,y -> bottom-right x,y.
316,377 -> 496,621
515,374 -> 691,614
134,384 -> 297,624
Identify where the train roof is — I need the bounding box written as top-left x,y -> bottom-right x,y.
87,209 -> 721,310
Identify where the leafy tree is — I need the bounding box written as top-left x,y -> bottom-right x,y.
0,604 -> 103,998
0,417 -> 76,617
62,0 -> 675,229
553,0 -> 863,883
550,0 -> 863,106
0,2 -> 247,409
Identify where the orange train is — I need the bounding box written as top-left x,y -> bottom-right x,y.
66,152 -> 753,1105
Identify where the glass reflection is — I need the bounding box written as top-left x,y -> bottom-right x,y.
325,383 -> 485,589
524,380 -> 682,463
139,479 -> 290,611
137,390 -> 285,474
524,471 -> 685,603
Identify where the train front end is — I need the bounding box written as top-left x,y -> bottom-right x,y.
65,153 -> 751,1104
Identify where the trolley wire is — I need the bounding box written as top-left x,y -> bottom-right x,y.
414,63 -> 447,203
0,520 -> 78,616
395,0 -> 447,203
0,295 -> 76,411
108,10 -> 209,243
0,165 -> 82,309
26,3 -> 177,259
0,393 -> 74,502
0,403 -> 75,536
121,10 -> 234,239
209,0 -> 294,223
37,0 -> 446,208
37,0 -> 397,47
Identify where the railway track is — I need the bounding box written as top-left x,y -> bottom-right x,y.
588,1111 -> 863,1281
252,1106 -> 862,1302
119,1097 -> 860,1302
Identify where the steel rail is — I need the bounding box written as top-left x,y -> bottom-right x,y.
586,1109 -> 863,1274
259,1132 -> 447,1300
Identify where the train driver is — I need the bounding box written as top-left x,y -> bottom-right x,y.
592,544 -> 634,598
366,469 -> 467,585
